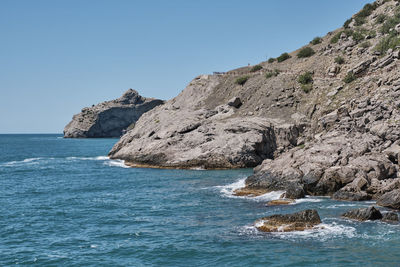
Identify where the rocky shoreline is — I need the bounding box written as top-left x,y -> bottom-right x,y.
66,0 -> 400,231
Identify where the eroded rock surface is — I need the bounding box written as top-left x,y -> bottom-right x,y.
342,206 -> 383,221
64,89 -> 164,138
255,209 -> 321,232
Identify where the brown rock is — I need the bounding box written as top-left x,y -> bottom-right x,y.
256,209 -> 321,232
266,199 -> 295,206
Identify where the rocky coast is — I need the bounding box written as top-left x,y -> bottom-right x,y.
69,0 -> 400,231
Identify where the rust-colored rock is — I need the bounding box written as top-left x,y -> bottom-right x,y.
256,209 -> 321,232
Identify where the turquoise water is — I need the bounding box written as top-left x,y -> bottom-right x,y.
1,134 -> 400,266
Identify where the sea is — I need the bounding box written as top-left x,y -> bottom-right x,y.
1,134 -> 400,266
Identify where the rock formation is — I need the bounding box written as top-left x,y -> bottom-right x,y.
64,89 -> 164,138
342,206 -> 383,221
342,206 -> 399,222
255,209 -> 321,232
108,1 -> 400,208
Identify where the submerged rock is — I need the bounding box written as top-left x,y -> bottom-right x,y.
256,209 -> 321,232
266,199 -> 295,206
64,89 -> 164,138
342,206 -> 382,221
233,187 -> 270,197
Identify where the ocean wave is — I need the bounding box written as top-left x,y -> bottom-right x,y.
103,159 -> 130,168
0,157 -> 43,167
294,197 -> 325,204
66,156 -> 129,168
66,156 -> 109,161
242,222 -> 356,241
215,178 -> 284,202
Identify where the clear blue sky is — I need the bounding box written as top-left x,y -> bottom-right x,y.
0,0 -> 372,133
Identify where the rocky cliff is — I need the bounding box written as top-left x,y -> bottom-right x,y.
64,89 -> 164,138
109,0 -> 400,208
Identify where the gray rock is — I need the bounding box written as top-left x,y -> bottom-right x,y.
227,97 -> 242,108
377,189 -> 400,210
382,212 -> 399,222
342,206 -> 382,221
64,89 -> 164,138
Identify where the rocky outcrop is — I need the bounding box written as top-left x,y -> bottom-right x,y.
255,209 -> 321,232
107,0 -> 400,204
342,206 -> 382,221
342,206 -> 399,223
64,89 -> 164,138
109,74 -> 305,168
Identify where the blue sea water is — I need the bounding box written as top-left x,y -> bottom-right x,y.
1,134 -> 400,266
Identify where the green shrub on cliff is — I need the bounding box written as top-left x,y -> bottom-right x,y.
298,71 -> 313,85
375,33 -> 400,54
297,47 -> 315,58
250,65 -> 263,72
334,56 -> 345,64
277,52 -> 291,62
301,84 -> 313,93
343,72 -> 356,83
265,69 -> 280,79
268,57 -> 276,63
343,18 -> 352,29
376,14 -> 387,24
310,37 -> 322,45
235,76 -> 249,85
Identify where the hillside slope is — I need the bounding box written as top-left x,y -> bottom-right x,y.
110,0 -> 400,171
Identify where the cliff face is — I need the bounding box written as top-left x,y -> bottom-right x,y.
64,89 -> 164,138
109,0 -> 400,207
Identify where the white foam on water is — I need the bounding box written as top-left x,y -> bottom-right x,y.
244,222 -> 356,241
215,178 -> 284,202
1,157 -> 42,167
294,197 -> 324,204
103,159 -> 130,168
66,156 -> 107,161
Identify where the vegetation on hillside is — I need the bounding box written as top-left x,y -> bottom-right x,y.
297,47 -> 315,58
235,76 -> 249,85
277,52 -> 291,62
250,65 -> 263,72
265,69 -> 280,79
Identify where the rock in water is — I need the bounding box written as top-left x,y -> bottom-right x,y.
382,212 -> 399,222
255,209 -> 321,232
342,206 -> 382,221
64,89 -> 164,138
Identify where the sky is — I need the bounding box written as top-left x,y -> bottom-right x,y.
0,0 -> 372,133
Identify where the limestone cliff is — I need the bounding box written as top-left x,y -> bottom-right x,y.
64,89 -> 164,138
109,0 -> 400,208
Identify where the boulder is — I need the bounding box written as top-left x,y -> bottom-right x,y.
227,97 -> 242,108
256,209 -> 321,232
382,212 -> 399,222
377,189 -> 400,210
342,206 -> 382,221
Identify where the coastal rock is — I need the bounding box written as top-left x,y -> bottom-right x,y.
382,212 -> 399,222
266,199 -> 295,206
64,89 -> 164,138
255,209 -> 321,232
342,206 -> 382,221
377,189 -> 400,210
